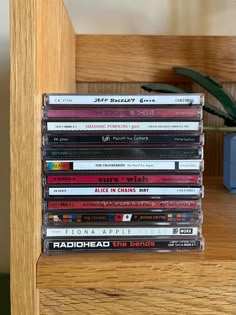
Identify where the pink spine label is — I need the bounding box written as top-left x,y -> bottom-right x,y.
47,200 -> 199,210
47,174 -> 200,184
46,108 -> 200,119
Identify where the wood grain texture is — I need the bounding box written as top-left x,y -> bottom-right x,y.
10,1 -> 40,314
77,82 -> 236,176
37,178 -> 236,289
36,0 -> 76,93
40,287 -> 236,315
10,1 -> 75,314
76,35 -> 236,82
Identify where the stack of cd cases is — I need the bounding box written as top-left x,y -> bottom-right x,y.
42,93 -> 205,253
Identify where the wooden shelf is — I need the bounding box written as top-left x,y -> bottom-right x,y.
11,1 -> 236,313
37,177 -> 236,289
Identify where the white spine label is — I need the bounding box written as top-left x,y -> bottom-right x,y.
179,161 -> 202,170
48,187 -> 202,196
47,121 -> 201,131
44,160 -> 202,171
45,227 -> 199,237
47,94 -> 203,105
73,160 -> 176,170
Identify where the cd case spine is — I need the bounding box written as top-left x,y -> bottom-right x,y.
42,147 -> 203,160
43,199 -> 202,211
43,106 -> 203,120
43,173 -> 203,186
44,237 -> 205,253
42,225 -> 202,238
44,160 -> 204,172
44,186 -> 204,199
44,93 -> 204,106
43,210 -> 203,226
43,121 -> 203,133
43,133 -> 205,146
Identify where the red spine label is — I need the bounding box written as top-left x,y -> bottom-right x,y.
47,174 -> 200,185
47,200 -> 200,210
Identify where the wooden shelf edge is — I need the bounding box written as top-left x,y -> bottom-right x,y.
37,254 -> 236,289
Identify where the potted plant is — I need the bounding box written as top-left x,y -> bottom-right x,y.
142,67 -> 236,193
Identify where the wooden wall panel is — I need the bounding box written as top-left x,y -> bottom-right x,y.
77,82 -> 236,177
10,1 -> 75,315
76,35 -> 236,83
36,0 -> 76,93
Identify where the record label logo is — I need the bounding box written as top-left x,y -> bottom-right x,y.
180,228 -> 193,234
